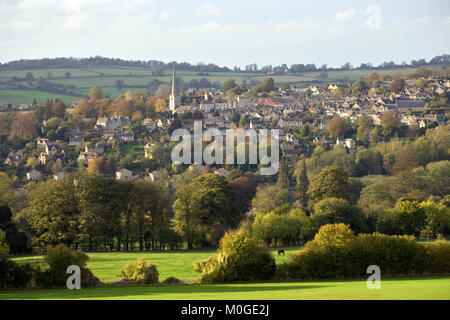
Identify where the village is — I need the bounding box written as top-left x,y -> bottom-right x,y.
3,66 -> 449,186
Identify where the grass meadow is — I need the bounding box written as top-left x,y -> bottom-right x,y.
11,247 -> 297,283
4,246 -> 449,300
0,66 -> 429,105
1,276 -> 449,300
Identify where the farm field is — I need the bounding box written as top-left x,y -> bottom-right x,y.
0,66 -> 432,105
1,276 -> 449,300
0,89 -> 79,105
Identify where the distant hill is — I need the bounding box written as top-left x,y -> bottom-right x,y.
0,59 -> 448,106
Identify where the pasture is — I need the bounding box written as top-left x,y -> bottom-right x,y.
1,276 -> 449,300
0,66 -> 427,105
6,246 -> 450,300
12,247 -> 296,283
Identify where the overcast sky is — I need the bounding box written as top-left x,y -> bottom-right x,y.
1,0 -> 449,68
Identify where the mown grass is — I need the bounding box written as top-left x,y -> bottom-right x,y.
0,89 -> 78,105
12,247 -> 297,283
1,276 -> 449,300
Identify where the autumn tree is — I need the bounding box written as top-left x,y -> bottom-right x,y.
392,144 -> 419,173
381,110 -> 400,131
229,176 -> 258,215
155,98 -> 167,113
50,101 -> 66,118
89,86 -> 104,100
222,79 -> 237,93
351,80 -> 368,95
365,72 -> 380,83
251,184 -> 290,214
327,117 -> 351,138
9,112 -> 39,140
390,78 -> 405,93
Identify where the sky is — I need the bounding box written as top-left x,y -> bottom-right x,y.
0,0 -> 449,68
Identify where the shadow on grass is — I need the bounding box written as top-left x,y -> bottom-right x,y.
0,283 -> 327,300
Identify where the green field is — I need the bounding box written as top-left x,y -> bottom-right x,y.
5,248 -> 450,300
12,248 -> 296,283
1,276 -> 449,300
0,66 -> 429,105
0,89 -> 79,105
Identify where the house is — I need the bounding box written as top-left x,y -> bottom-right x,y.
38,152 -> 49,165
419,119 -> 428,128
4,151 -> 24,165
157,119 -> 171,129
26,169 -> 41,181
234,97 -> 253,109
96,116 -> 131,130
249,119 -> 264,129
214,168 -> 229,176
36,138 -> 49,150
400,115 -> 418,126
116,130 -> 135,142
102,130 -> 115,140
200,103 -> 215,113
278,118 -> 303,129
285,133 -> 300,146
116,168 -> 133,180
142,118 -> 157,132
396,99 -> 426,112
78,152 -> 97,163
147,171 -> 160,182
188,164 -> 205,174
45,144 -> 63,155
53,172 -> 65,180
336,138 -> 356,153
69,136 -> 84,146
85,143 -> 104,155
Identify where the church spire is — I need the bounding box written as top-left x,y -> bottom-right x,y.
171,67 -> 176,96
169,67 -> 180,111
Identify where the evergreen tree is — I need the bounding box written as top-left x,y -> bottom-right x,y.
296,159 -> 309,209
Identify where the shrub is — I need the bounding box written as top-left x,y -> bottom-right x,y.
43,244 -> 89,286
162,276 -> 183,284
120,258 -> 159,284
424,240 -> 450,274
282,224 -> 449,280
0,229 -> 9,256
0,256 -> 35,288
194,229 -> 276,283
34,244 -> 99,288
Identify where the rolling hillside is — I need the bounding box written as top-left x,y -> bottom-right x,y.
0,66 -> 429,105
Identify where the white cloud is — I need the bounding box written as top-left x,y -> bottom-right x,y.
0,1 -> 448,68
194,4 -> 223,17
334,9 -> 357,22
160,11 -> 170,20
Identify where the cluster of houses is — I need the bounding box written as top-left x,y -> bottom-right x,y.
4,72 -> 449,183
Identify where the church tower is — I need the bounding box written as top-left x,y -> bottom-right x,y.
169,68 -> 181,111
